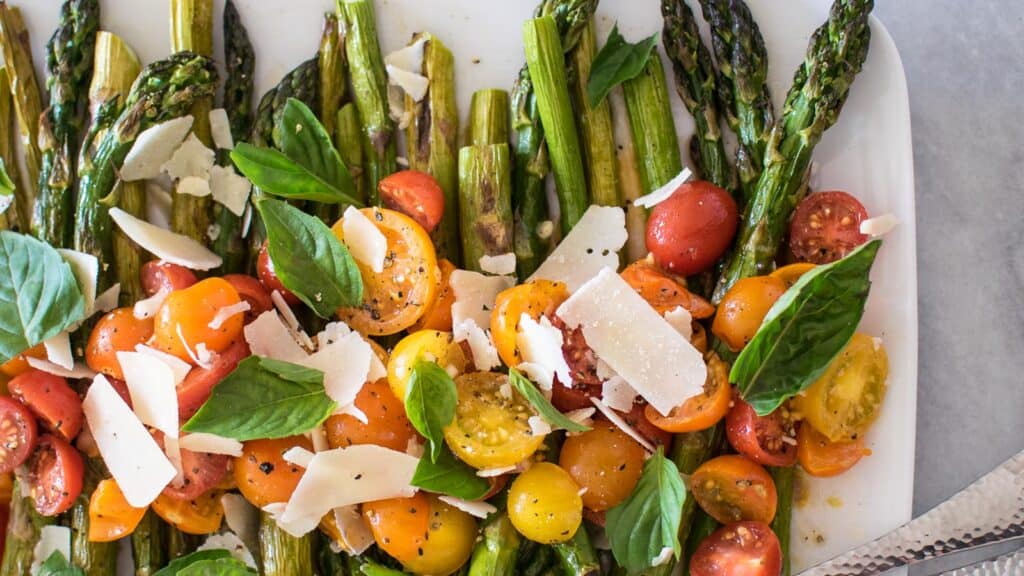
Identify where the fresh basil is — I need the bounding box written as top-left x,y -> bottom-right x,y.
183,356 -> 336,441
178,558 -> 255,576
0,157 -> 14,197
587,24 -> 659,108
404,361 -> 457,463
256,197 -> 363,318
153,550 -> 234,576
0,231 -> 86,364
731,240 -> 882,415
508,368 -> 590,433
606,447 -> 685,574
359,562 -> 409,576
38,551 -> 85,576
411,445 -> 491,500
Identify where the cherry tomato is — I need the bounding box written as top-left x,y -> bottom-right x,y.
410,259 -> 457,332
689,521 -> 782,576
365,493 -> 476,575
789,191 -> 869,264
793,333 -> 888,443
712,276 -> 787,352
619,402 -> 673,448
177,338 -> 249,420
27,434 -> 83,516
797,423 -> 871,477
7,370 -> 83,442
86,308 -> 155,380
555,318 -> 602,387
645,353 -> 731,433
378,170 -> 446,234
161,445 -> 229,501
550,380 -> 597,412
256,240 -> 300,305
88,479 -> 146,542
334,208 -> 440,336
509,462 -> 583,544
234,436 -> 311,508
726,397 -> 798,467
325,379 -> 417,452
0,343 -> 46,378
769,262 -> 816,288
0,471 -> 12,504
0,396 -> 37,474
620,260 -> 716,318
646,181 -> 738,276
691,455 -> 777,525
151,490 -> 224,535
363,492 -> 431,566
141,260 -> 197,296
223,274 -> 274,323
152,278 -> 244,363
491,280 -> 569,368
559,422 -> 646,511
0,504 -> 8,551
387,330 -> 467,401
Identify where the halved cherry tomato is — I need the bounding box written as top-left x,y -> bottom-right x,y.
141,260 -> 197,296
234,436 -> 311,508
690,455 -> 777,525
621,260 -> 716,318
712,276 -> 787,352
151,490 -> 224,535
692,323 -> 709,354
0,396 -> 37,474
646,181 -> 738,276
797,423 -> 871,477
491,280 -> 569,368
559,421 -> 646,511
363,492 -> 431,565
177,338 -> 249,420
769,262 -> 815,287
0,343 -> 46,378
619,402 -> 673,449
88,479 -> 146,542
550,380 -> 596,412
27,434 -> 83,516
334,208 -> 440,336
789,191 -> 869,264
0,504 -> 8,551
410,259 -> 456,332
8,370 -> 83,441
223,274 -> 274,322
152,278 -> 244,363
645,353 -> 731,433
325,379 -> 417,452
378,170 -> 446,234
387,330 -> 467,401
366,493 -> 476,575
86,308 -> 155,380
508,462 -> 582,544
554,318 -> 602,387
689,521 -> 782,576
726,397 -> 798,467
256,240 -> 300,305
161,444 -> 229,501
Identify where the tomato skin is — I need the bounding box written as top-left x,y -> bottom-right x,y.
509,462 -> 583,544
86,308 -> 155,380
256,241 -> 300,305
88,479 -> 147,542
151,490 -> 224,535
378,170 -> 446,234
0,343 -> 46,378
690,455 -> 777,525
491,280 -> 569,367
152,278 -> 245,363
177,338 -> 249,420
27,434 -> 84,516
559,422 -> 646,511
161,445 -> 229,502
769,263 -> 815,287
689,521 -> 782,576
387,330 -> 467,402
712,276 -> 787,352
797,423 -> 871,477
550,380 -> 596,412
620,260 -> 715,318
619,402 -> 673,449
0,396 -> 37,474
726,398 -> 798,467
789,191 -> 869,264
325,379 -> 417,452
363,492 -> 431,565
410,259 -> 456,333
234,436 -> 311,508
8,370 -> 83,442
645,353 -> 731,434
646,181 -> 738,276
223,274 -> 274,322
141,260 -> 197,296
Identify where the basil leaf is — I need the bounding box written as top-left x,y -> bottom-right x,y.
411,445 -> 490,500
508,368 -> 589,433
731,240 -> 882,415
231,143 -> 361,206
0,157 -> 14,197
183,356 -> 336,441
404,361 -> 457,463
277,98 -> 357,202
256,198 -> 363,318
359,562 -> 409,576
606,448 -> 685,574
0,231 -> 86,364
178,558 -> 255,576
38,551 -> 85,576
153,550 -> 234,576
587,24 -> 659,108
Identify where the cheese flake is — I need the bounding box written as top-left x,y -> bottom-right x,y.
94,283 -> 121,314
179,433 -> 244,457
209,108 -> 235,150
117,351 -> 180,437
438,496 -> 497,519
210,165 -> 252,216
341,206 -> 387,273
165,434 -> 185,487
110,208 -> 222,270
453,320 -> 500,371
476,465 -> 517,478
198,531 -> 257,569
209,301 -> 251,330
135,345 -> 192,384
299,330 -> 372,408
860,213 -> 899,237
31,525 -> 71,575
272,290 -> 315,351
43,331 -> 73,370
26,357 -> 95,379
590,397 -> 655,453
478,252 -> 517,276
450,270 -> 514,330
134,287 -> 169,320
162,133 -> 215,182
529,206 -> 628,291
601,376 -> 639,413
663,306 -> 694,341
385,65 -> 429,102
333,506 -> 375,554
121,116 -> 194,181
57,249 -> 98,314
516,314 -> 571,390
384,36 -> 427,71
283,446 -> 316,469
177,176 -> 211,198
632,167 -> 692,209
146,181 -> 174,230
221,493 -> 259,551
244,310 -> 307,363
527,416 -> 552,437
651,546 -> 674,567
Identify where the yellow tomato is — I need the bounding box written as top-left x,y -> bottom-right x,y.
387,330 -> 467,401
410,258 -> 456,332
364,493 -> 477,576
711,276 -> 788,351
151,491 -> 224,535
770,262 -> 816,287
88,479 -> 147,542
508,462 -> 582,544
490,280 -> 569,368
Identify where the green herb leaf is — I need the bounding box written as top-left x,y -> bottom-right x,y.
731,240 -> 882,415
178,558 -> 255,576
231,143 -> 361,206
256,198 -> 363,318
278,98 -> 357,200
411,445 -> 491,500
153,550 -> 234,576
508,368 -> 589,433
587,24 -> 659,108
38,551 -> 85,576
606,447 -> 685,574
0,157 -> 14,197
0,231 -> 86,364
359,561 -> 409,576
183,356 -> 336,441
404,361 -> 457,463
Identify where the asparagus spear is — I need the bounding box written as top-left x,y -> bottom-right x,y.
335,102 -> 366,203
621,56 -> 683,195
681,510 -> 719,576
132,510 -> 168,576
167,527 -> 201,560
406,33 -> 460,263
458,144 -> 513,273
770,465 -> 795,576
0,66 -> 15,231
0,3 -> 44,230
552,527 -> 601,576
259,511 -> 314,576
468,513 -> 521,576
713,0 -> 874,302
469,89 -> 510,147
70,458 -> 117,574
311,12 -> 347,226
1,479 -> 55,575
338,0 -> 396,202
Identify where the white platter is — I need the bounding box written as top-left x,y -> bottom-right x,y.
17,0 -> 917,572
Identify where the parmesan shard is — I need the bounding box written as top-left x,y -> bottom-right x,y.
385,65 -> 429,102
176,176 -> 211,198
134,287 -> 169,320
57,249 -> 98,314
860,213 -> 899,237
162,133 -> 215,182
590,397 -> 655,453
450,270 -> 515,330
26,357 -> 96,380
334,403 -> 368,424
117,351 -> 180,438
165,434 -> 185,487
43,331 -> 73,371
31,526 -> 71,575
110,208 -> 222,270
209,301 -> 251,330
516,314 -> 571,390
121,116 -> 194,181
209,108 -> 235,150
632,167 -> 692,209
564,407 -> 596,428
476,465 -> 517,478
341,206 -> 387,273
244,311 -> 307,364
651,546 -> 675,567
221,493 -> 259,552
283,446 -> 316,468
94,283 -> 121,314
333,506 -> 375,555
479,253 -> 517,276
557,268 -> 706,416
177,324 -> 212,369
439,496 -> 497,519
135,344 -> 192,385
529,206 -> 627,291
198,531 -> 257,569
146,181 -> 174,230
453,320 -> 500,371
315,322 -> 352,348
384,36 -> 427,72
179,433 -> 244,457
528,416 -> 552,437
271,290 -> 315,351
210,165 -> 252,216
299,330 -> 372,408
601,376 -> 639,413
663,306 -> 693,341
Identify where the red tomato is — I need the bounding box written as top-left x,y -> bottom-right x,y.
177,338 -> 250,420
223,274 -> 274,323
788,191 -> 869,264
550,381 -> 597,412
548,316 -> 601,388
689,521 -> 782,576
690,455 -> 777,525
726,397 -> 798,467
619,403 -> 673,449
0,503 -> 8,551
7,370 -> 83,442
85,308 -> 155,381
107,377 -> 133,408
256,241 -> 300,305
162,446 -> 229,501
378,170 -> 446,234
27,434 -> 84,516
0,396 -> 37,474
141,260 -> 198,296
646,181 -> 738,276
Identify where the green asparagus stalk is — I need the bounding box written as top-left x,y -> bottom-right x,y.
0,66 -> 15,231
167,527 -> 201,560
131,510 -> 168,576
621,57 -> 683,195
335,102 -> 366,203
338,0 -> 396,202
770,465 -> 795,576
1,479 -> 56,575
713,0 -> 874,302
552,527 -> 600,576
259,511 -> 314,576
468,513 -> 521,576
70,459 -> 117,575
469,89 -> 510,147
520,545 -> 556,576
406,33 -> 460,263
312,12 -> 347,225
681,510 -> 719,576
458,144 -> 514,273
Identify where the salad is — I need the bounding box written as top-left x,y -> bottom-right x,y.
0,0 -> 898,575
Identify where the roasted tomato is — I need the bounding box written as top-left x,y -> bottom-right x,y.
387,330 -> 467,401
797,423 -> 871,477
7,370 -> 83,441
86,308 -> 155,380
27,434 -> 83,516
161,443 -> 229,502
223,274 -> 274,322
0,343 -> 46,378
559,422 -> 646,511
788,191 -> 869,264
151,490 -> 224,535
491,280 -> 569,367
410,259 -> 457,332
646,181 -> 738,276
152,278 -> 245,363
726,397 -> 798,467
508,462 -> 583,544
378,170 -> 446,234
176,338 -> 250,420
620,260 -> 715,318
234,436 -> 311,508
712,276 -> 787,352
365,492 -> 477,576
88,479 -> 146,542
141,260 -> 197,296
0,396 -> 37,474
645,353 -> 731,433
689,521 -> 782,576
325,380 -> 417,452
690,455 -> 777,525
769,262 -> 816,288
256,240 -> 300,305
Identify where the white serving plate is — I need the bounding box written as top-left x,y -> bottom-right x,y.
17,0 -> 917,572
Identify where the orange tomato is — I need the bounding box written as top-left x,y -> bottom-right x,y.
711,276 -> 787,351
363,492 -> 431,563
152,278 -> 244,363
410,259 -> 456,332
690,455 -> 777,525
88,479 -> 147,542
797,423 -> 871,477
378,170 -> 446,234
645,354 -> 731,433
85,309 -> 155,380
559,422 -> 646,511
234,436 -> 311,508
325,379 -> 417,452
491,280 -> 569,367
151,490 -> 223,535
770,262 -> 816,287
620,260 -> 715,318
0,343 -> 46,378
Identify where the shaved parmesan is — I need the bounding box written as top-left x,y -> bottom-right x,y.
335,403 -> 368,424
385,65 -> 429,102
590,397 -> 655,453
31,525 -> 71,575
341,206 -> 387,273
198,531 -> 257,569
117,351 -> 180,437
210,165 -> 251,216
134,287 -> 169,320
244,311 -> 306,363
536,220 -> 555,240
162,133 -> 215,182
450,270 -> 514,330
110,208 -> 222,270
210,301 -> 251,330
176,324 -> 212,369
367,348 -> 387,382
453,321 -> 500,371
165,434 -> 185,487
178,176 -> 211,198
529,206 -> 628,291
300,331 -> 372,408
860,213 -> 899,237
516,314 -> 570,390
528,416 -> 552,437
652,546 -> 674,566
121,116 -> 194,181
387,84 -> 412,130
633,167 -> 692,209
57,249 -> 98,314
564,407 -> 596,428
439,496 -> 496,519
272,291 -> 315,351
315,322 -> 352,348
222,493 -> 259,551
476,465 -> 517,478
146,181 -> 173,230
663,306 -> 693,341
283,446 -> 316,468
479,253 -> 517,276
405,437 -> 425,458
333,506 -> 375,555
83,375 -> 177,506
43,331 -> 73,370
209,108 -> 234,150
384,36 -> 427,72
26,357 -> 95,379
601,376 -> 638,412
135,345 -> 191,384
94,283 -> 121,314
179,433 -> 244,457
557,268 -> 706,415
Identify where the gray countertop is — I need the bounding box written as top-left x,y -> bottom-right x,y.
873,1 -> 1024,516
